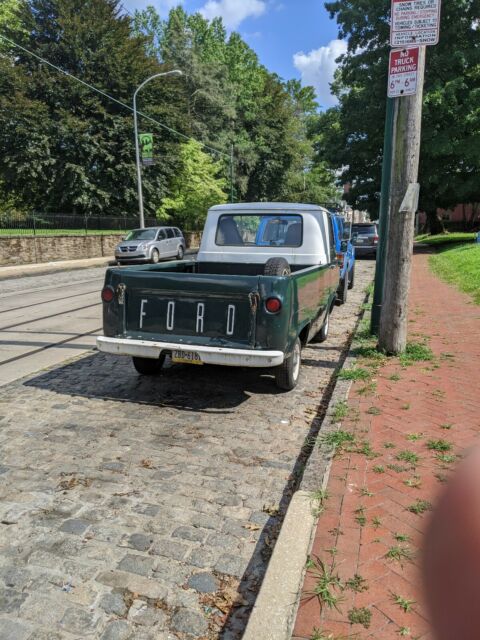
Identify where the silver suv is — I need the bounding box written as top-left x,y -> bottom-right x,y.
115,227 -> 186,264
351,223 -> 379,257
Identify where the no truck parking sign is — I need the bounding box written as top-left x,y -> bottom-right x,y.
391,0 -> 441,47
388,47 -> 420,98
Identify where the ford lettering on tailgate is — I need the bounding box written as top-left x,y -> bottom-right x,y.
127,294 -> 254,344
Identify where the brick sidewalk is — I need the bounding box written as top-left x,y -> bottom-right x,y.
293,250 -> 480,640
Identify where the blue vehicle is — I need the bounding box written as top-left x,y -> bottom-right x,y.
331,214 -> 355,304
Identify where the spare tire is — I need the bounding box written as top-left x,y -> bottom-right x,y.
263,257 -> 291,276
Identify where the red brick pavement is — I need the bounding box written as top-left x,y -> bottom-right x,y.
292,251 -> 480,640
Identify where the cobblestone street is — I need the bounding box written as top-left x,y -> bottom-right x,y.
0,261 -> 374,640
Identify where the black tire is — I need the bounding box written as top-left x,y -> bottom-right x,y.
336,277 -> 348,305
317,309 -> 331,343
132,355 -> 165,375
348,264 -> 355,289
151,249 -> 160,264
264,257 -> 291,276
275,338 -> 301,391
177,245 -> 185,260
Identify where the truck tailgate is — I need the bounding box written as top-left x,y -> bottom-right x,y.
119,271 -> 260,347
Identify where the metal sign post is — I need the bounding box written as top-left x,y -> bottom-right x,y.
372,1 -> 442,343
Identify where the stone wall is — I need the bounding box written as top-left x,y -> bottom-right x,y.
0,232 -> 202,266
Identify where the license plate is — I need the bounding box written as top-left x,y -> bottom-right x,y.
172,350 -> 203,365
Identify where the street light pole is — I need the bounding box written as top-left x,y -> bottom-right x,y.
133,70 -> 183,228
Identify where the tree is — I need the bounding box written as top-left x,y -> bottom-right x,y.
157,139 -> 227,229
0,0 -> 184,216
318,0 -> 480,230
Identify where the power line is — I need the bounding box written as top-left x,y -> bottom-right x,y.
0,33 -> 229,158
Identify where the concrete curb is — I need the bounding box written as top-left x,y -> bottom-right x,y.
242,290 -> 372,640
242,491 -> 317,640
0,257 -> 111,280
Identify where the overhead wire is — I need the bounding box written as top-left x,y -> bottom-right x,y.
0,32 -> 229,158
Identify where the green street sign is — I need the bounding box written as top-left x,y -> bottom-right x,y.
139,133 -> 154,166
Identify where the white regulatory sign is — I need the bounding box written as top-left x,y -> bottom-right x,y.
388,47 -> 419,98
391,0 -> 441,47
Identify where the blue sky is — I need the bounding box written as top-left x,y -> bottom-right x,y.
121,0 -> 346,108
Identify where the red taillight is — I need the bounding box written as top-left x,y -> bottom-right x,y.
265,297 -> 282,314
101,286 -> 115,303
373,236 -> 379,244
336,252 -> 344,267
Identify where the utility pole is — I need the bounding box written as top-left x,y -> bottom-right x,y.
378,46 -> 426,354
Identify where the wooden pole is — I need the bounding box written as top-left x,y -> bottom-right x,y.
378,46 -> 426,355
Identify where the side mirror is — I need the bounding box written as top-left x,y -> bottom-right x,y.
340,240 -> 348,252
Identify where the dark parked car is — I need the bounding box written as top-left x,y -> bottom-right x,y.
115,226 -> 186,264
351,222 -> 379,257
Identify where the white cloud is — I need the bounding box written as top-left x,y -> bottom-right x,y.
200,0 -> 267,30
293,39 -> 348,108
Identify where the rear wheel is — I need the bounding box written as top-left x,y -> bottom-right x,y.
337,277 -> 348,305
264,257 -> 291,276
132,355 -> 165,375
177,245 -> 185,260
348,264 -> 355,289
317,308 -> 331,343
151,249 -> 160,264
275,338 -> 301,391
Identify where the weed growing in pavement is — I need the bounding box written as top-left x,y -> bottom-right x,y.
366,406 -> 382,415
384,441 -> 396,449
387,463 -> 409,473
399,342 -> 434,367
432,389 -> 446,399
427,439 -> 452,452
404,476 -> 422,489
385,545 -> 414,564
310,629 -> 354,640
331,401 -> 349,423
306,557 -> 344,611
319,430 -> 356,454
401,403 -> 411,410
356,381 -> 378,396
398,627 -> 411,636
440,423 -> 454,430
311,489 -> 329,517
348,607 -> 372,629
359,486 -> 373,497
407,500 -> 432,515
394,533 -> 411,543
391,593 -> 416,613
355,506 -> 367,527
337,367 -> 371,381
372,516 -> 382,529
346,574 -> 368,592
406,433 -> 424,442
389,373 -> 401,381
373,465 -> 385,474
326,547 -> 338,556
396,450 -> 419,466
440,352 -> 455,361
355,439 -> 379,459
435,472 -> 449,483
436,453 -> 457,464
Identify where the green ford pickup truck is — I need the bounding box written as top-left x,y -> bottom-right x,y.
97,203 -> 340,390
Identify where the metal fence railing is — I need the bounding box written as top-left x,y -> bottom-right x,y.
0,213 -> 159,237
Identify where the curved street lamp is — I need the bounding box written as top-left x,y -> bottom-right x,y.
134,70 -> 183,228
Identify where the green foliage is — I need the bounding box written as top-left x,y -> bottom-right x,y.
157,140 -> 226,228
399,343 -> 434,366
319,0 -> 480,228
348,607 -> 372,629
0,1 -> 337,217
416,232 -> 476,246
430,244 -> 480,305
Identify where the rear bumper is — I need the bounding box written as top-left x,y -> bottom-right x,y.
97,336 -> 284,368
354,246 -> 377,256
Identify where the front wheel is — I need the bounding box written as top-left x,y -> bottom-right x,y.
132,355 -> 165,375
275,338 -> 301,391
177,245 -> 185,260
151,249 -> 160,264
